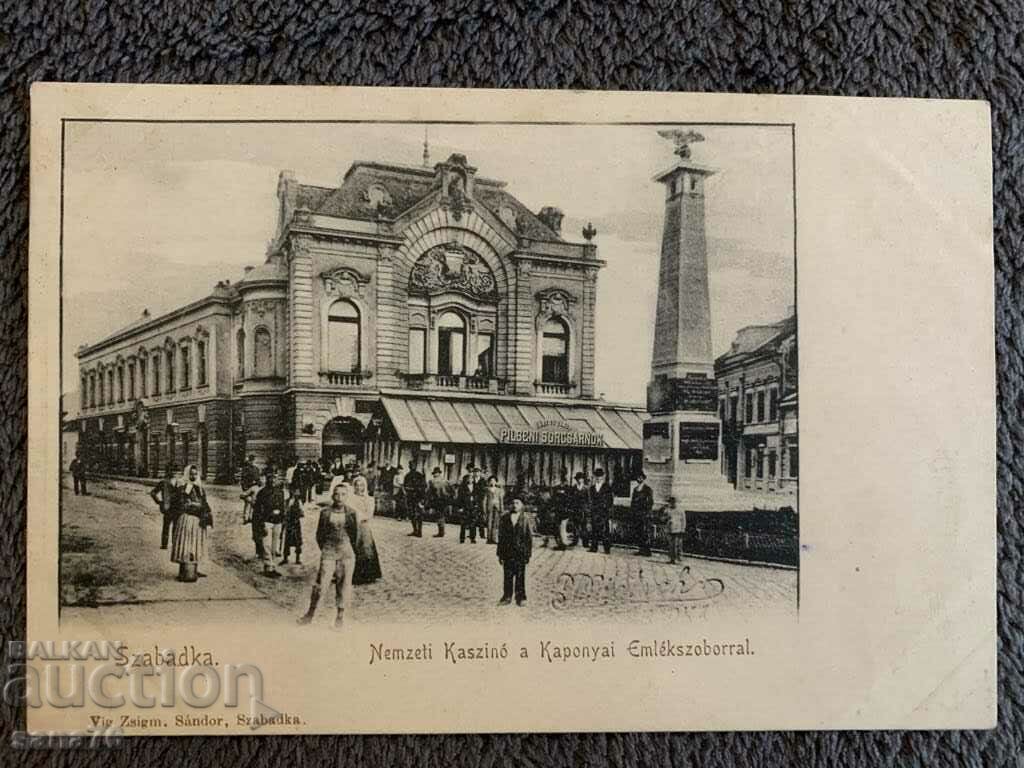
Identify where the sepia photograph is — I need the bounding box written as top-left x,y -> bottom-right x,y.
58,119 -> 798,630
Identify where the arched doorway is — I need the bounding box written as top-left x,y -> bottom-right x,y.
321,417 -> 365,466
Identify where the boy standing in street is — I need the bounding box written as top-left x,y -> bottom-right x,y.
497,497 -> 533,606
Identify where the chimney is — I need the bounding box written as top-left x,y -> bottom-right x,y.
142,308 -> 150,319
537,206 -> 564,235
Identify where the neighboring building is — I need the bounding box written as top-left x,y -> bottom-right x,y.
73,152 -> 644,486
714,314 -> 797,497
61,393 -> 79,471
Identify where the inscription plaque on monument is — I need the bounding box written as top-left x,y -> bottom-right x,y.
678,422 -> 720,460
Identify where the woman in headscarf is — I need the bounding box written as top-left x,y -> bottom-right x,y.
297,482 -> 358,629
170,464 -> 213,581
350,474 -> 382,584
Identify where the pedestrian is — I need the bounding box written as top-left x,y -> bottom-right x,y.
149,464 -> 179,550
667,496 -> 687,564
364,461 -> 379,497
297,482 -> 358,629
267,472 -> 287,558
351,474 -> 382,584
280,482 -> 304,566
403,459 -> 427,537
392,464 -> 406,519
426,467 -> 452,537
239,455 -> 259,525
252,470 -> 282,578
330,457 -> 344,478
631,472 -> 655,557
569,472 -> 590,549
587,467 -> 614,554
482,476 -> 504,544
69,454 -> 89,496
497,496 -> 533,606
458,465 -> 485,543
549,472 -> 571,550
169,464 -> 212,581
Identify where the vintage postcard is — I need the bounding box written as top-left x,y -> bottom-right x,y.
24,84 -> 994,738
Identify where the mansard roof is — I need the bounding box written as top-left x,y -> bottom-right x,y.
297,159 -> 564,242
715,314 -> 796,369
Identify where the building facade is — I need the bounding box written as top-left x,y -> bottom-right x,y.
714,314 -> 798,497
73,152 -> 644,487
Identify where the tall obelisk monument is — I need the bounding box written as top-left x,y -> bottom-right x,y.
643,130 -> 728,505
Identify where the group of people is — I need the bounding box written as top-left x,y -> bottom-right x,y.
237,455 -> 383,629
149,464 -> 215,582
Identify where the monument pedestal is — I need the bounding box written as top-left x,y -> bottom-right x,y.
643,408 -> 735,509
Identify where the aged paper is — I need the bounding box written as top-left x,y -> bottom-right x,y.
25,84 -> 994,736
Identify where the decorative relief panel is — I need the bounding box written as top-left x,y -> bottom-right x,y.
248,299 -> 280,320
536,288 -> 579,320
321,267 -> 370,299
409,243 -> 497,301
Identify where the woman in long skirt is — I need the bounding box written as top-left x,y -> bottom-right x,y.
351,474 -> 383,584
170,464 -> 213,581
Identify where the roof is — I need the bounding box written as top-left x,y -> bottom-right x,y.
380,396 -> 644,451
715,314 -> 796,367
305,159 -> 564,242
236,257 -> 288,285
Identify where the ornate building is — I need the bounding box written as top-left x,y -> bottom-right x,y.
714,313 -> 798,496
73,152 -> 644,486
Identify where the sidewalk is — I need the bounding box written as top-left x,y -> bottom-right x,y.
60,477 -> 284,627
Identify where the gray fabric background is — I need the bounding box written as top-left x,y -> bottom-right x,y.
0,1 -> 1020,765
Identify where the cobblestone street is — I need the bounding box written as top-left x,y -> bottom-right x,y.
60,477 -> 797,630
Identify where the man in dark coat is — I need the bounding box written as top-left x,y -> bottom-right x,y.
426,467 -> 452,537
631,471 -> 655,556
403,459 -> 427,537
497,497 -> 533,606
588,467 -> 614,554
149,465 -> 178,549
569,472 -> 590,548
69,454 -> 88,496
252,470 -> 283,578
458,465 -> 485,543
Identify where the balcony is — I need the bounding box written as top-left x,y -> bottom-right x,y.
318,370 -> 373,388
398,372 -> 506,394
535,381 -> 574,397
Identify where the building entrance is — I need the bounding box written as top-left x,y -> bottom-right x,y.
322,417 -> 365,466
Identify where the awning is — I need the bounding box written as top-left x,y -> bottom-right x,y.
380,396 -> 645,451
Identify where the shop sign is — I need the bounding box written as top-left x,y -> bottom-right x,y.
444,453 -> 456,464
499,426 -> 605,448
419,443 -> 433,452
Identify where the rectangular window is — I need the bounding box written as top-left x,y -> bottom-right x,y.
719,397 -> 727,420
108,370 -> 115,404
90,375 -> 96,408
166,350 -> 175,392
475,333 -> 494,377
81,381 -> 87,410
755,448 -> 764,479
139,359 -> 147,397
327,321 -> 359,373
745,394 -> 754,423
767,450 -> 777,478
153,356 -> 161,395
757,391 -> 766,422
118,368 -> 125,402
729,394 -> 739,423
408,329 -> 426,375
745,448 -> 755,478
769,387 -> 778,421
789,447 -> 799,479
197,340 -> 207,386
181,346 -> 191,389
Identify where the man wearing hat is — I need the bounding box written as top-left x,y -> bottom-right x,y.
403,459 -> 427,537
631,471 -> 655,556
497,496 -> 533,606
587,467 -> 614,554
569,471 -> 591,549
458,464 -> 485,543
426,466 -> 452,537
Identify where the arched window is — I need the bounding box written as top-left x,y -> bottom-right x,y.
254,328 -> 273,377
541,318 -> 570,384
236,329 -> 246,379
437,312 -> 466,376
327,300 -> 361,373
